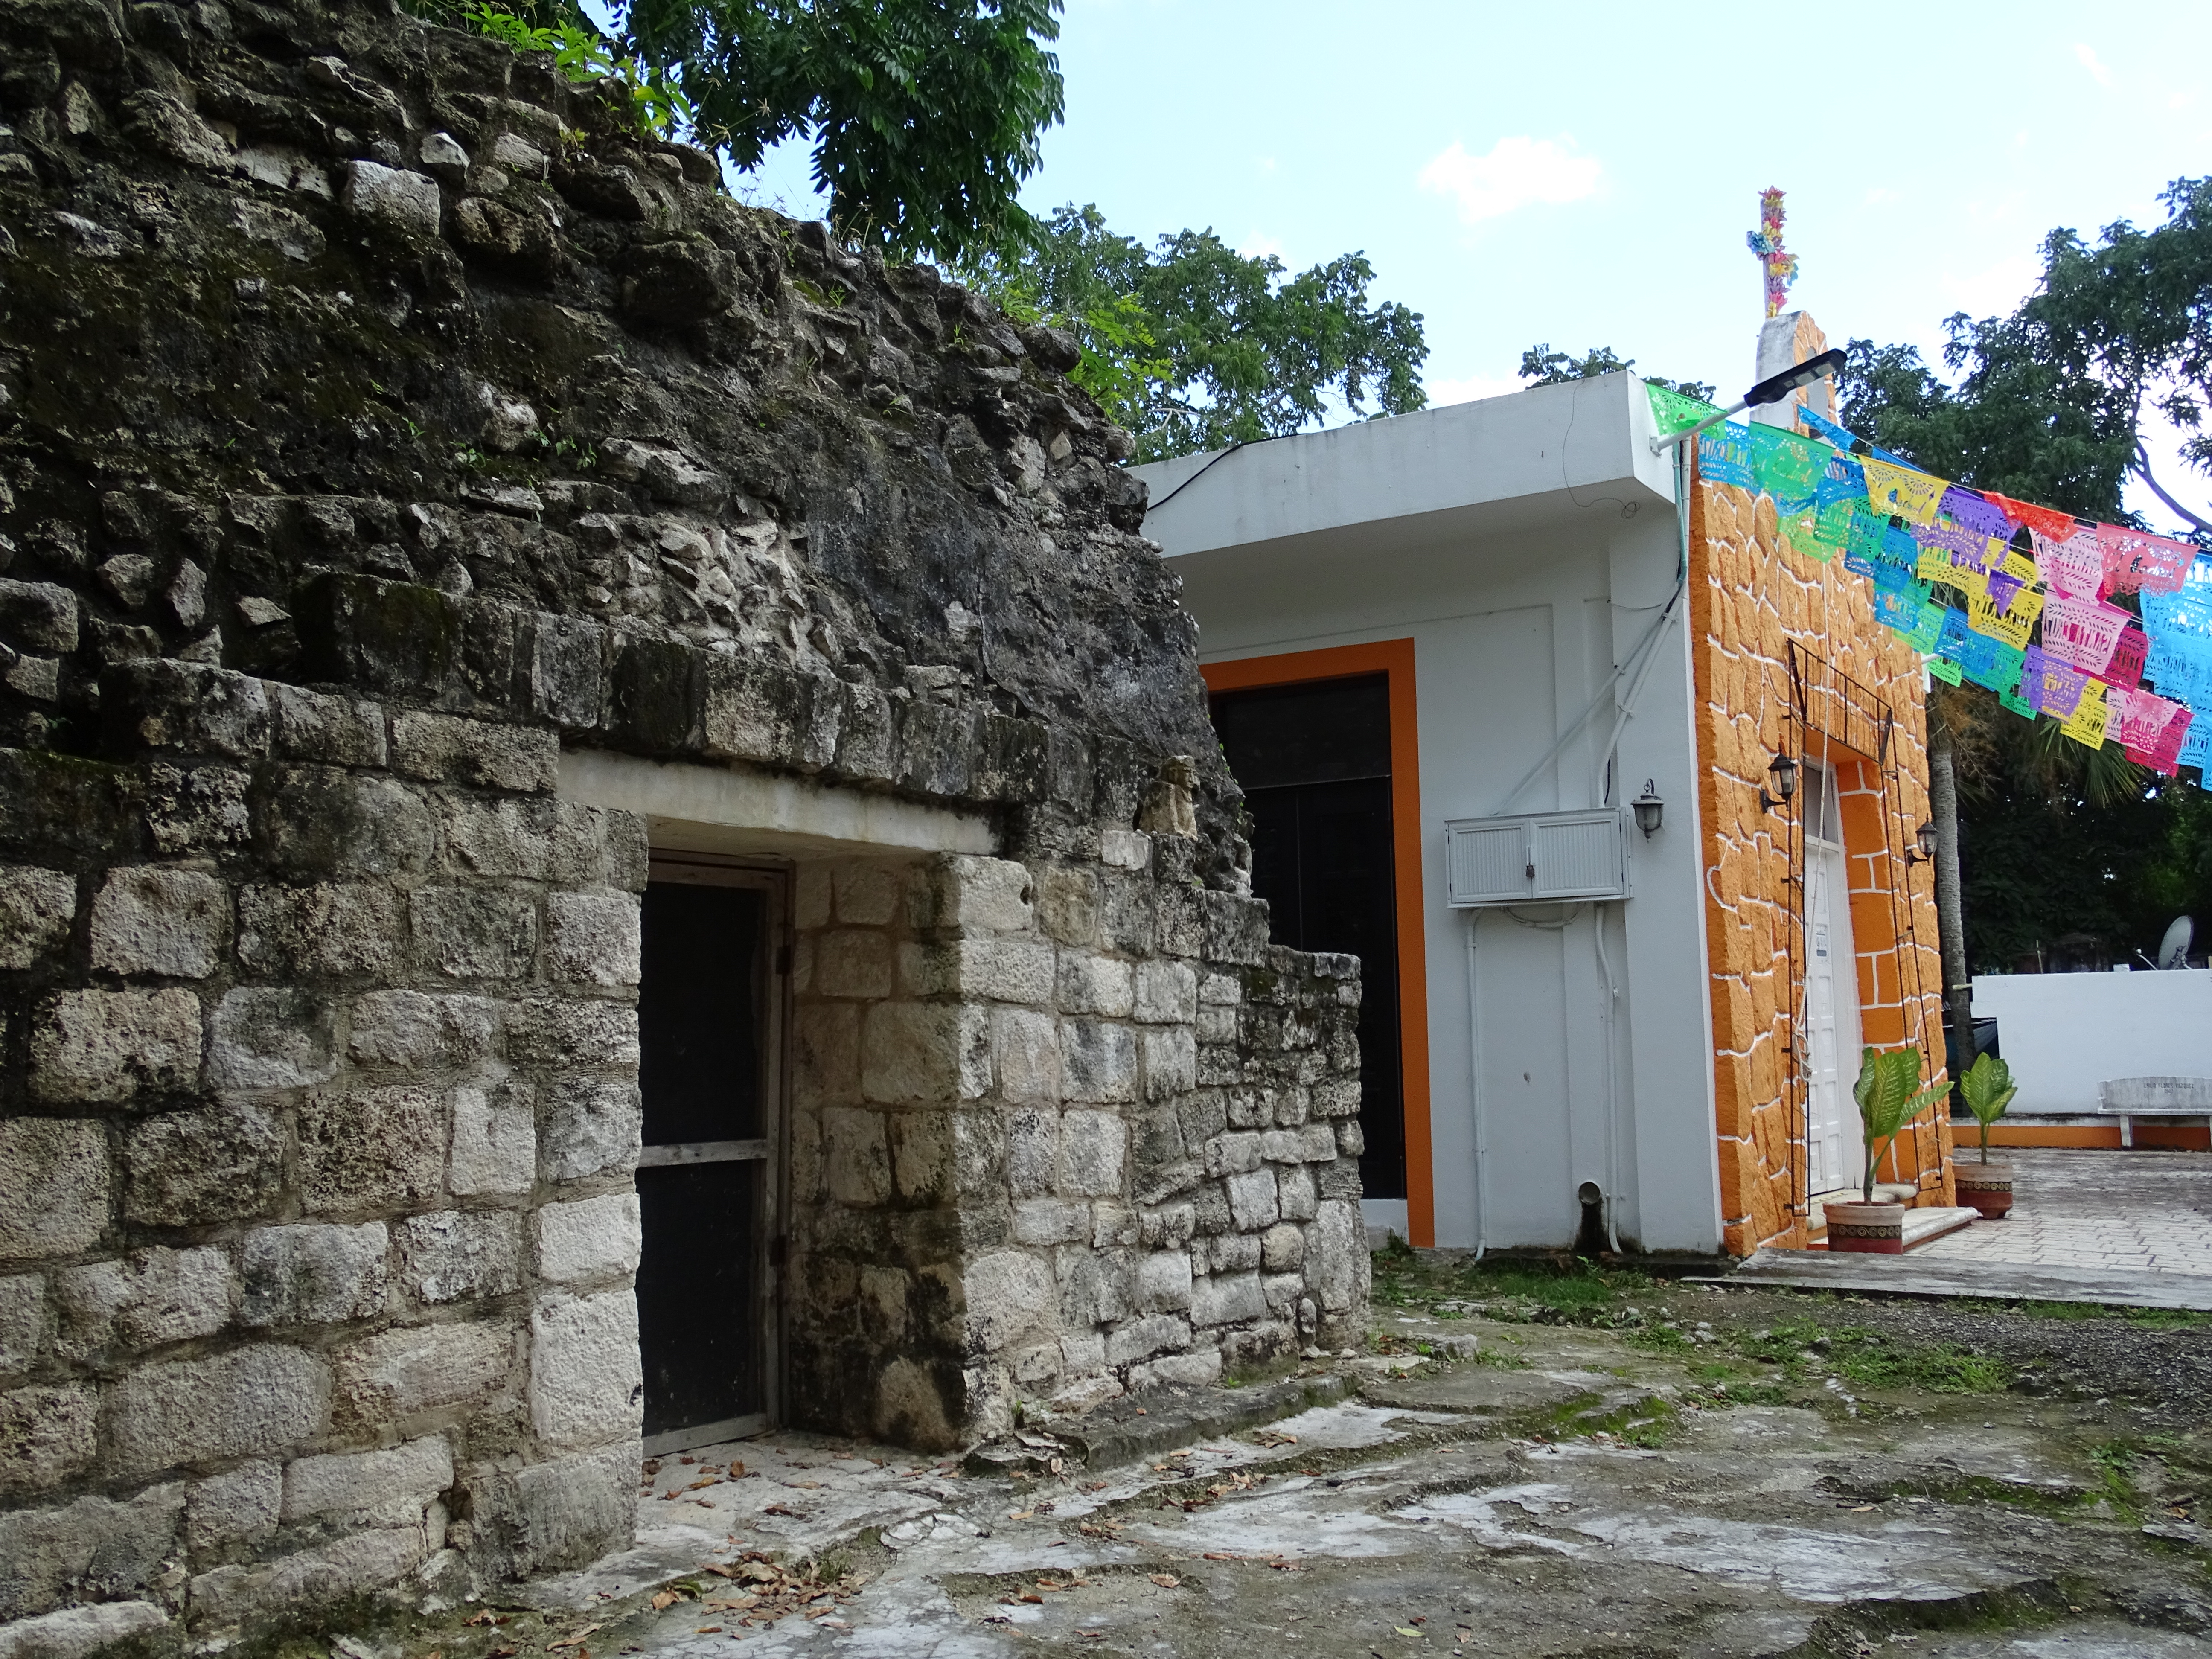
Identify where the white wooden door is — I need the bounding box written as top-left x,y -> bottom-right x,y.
1803,784 -> 1863,1194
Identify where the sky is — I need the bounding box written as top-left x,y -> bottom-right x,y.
734,0 -> 2212,527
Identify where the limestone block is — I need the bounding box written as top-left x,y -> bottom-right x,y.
815,929 -> 894,999
1091,1201 -> 1138,1249
529,1291 -> 642,1447
1005,1106 -> 1057,1200
920,937 -> 1054,1004
534,1193 -> 641,1284
553,803 -> 649,893
0,1483 -> 183,1622
1182,1089 -> 1232,1144
208,987 -> 340,1089
0,1120 -> 110,1261
186,1460 -> 281,1555
546,891 -> 641,987
1134,960 -> 1197,1025
1098,830 -> 1150,871
1063,1020 -> 1136,1104
104,1345 -> 331,1479
85,866 -> 228,978
124,1101 -> 283,1227
52,1247 -> 230,1357
1034,866 -> 1097,945
256,769 -> 435,878
794,864 -> 833,931
1097,876 -> 1155,954
1226,1167 -> 1280,1231
1009,1199 -> 1085,1246
236,882 -> 407,978
832,862 -> 901,927
1130,1349 -> 1221,1390
391,712 -> 558,792
962,1250 -> 1055,1354
890,1112 -> 953,1202
822,1108 -> 891,1207
411,886 -> 539,981
0,1601 -> 170,1659
343,160 -> 441,237
860,1003 -> 989,1105
186,1523 -> 434,1627
0,1278 -> 42,1380
397,1210 -> 521,1304
1135,1250 -> 1192,1313
1057,1110 -> 1126,1197
0,1384 -> 97,1495
1140,1027 -> 1198,1101
541,1079 -> 642,1181
1205,1232 -> 1262,1274
507,999 -> 638,1068
282,1433 -> 452,1524
241,1223 -> 390,1328
440,797 -> 555,881
1104,1312 -> 1190,1366
1307,1199 -> 1368,1314
29,989 -> 200,1104
349,990 -> 503,1071
271,684 -> 387,767
0,868 -> 75,971
1276,1164 -> 1318,1222
1190,1270 -> 1263,1329
104,660 -> 270,760
0,579 -> 80,654
952,1109 -> 1005,1200
298,1088 -> 446,1211
1259,1223 -> 1305,1272
937,856 -> 1032,935
792,1002 -> 859,1110
991,1007 -> 1060,1106
1204,1131 -> 1262,1179
463,1438 -> 636,1579
1055,952 -> 1132,1017
447,1084 -> 537,1203
335,1320 -> 514,1422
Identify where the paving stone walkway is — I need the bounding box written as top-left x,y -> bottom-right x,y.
1918,1147 -> 2212,1275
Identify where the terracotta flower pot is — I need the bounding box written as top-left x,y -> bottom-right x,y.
1825,1200 -> 1908,1254
1955,1159 -> 2014,1219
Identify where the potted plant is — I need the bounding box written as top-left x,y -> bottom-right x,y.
1953,1052 -> 2018,1218
1826,1046 -> 1950,1254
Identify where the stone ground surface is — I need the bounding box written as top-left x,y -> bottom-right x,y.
296,1252 -> 2212,1659
1920,1149 -> 2212,1274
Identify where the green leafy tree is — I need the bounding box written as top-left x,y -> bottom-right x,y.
442,0 -> 1067,265
1518,343 -> 1714,402
963,204 -> 1429,462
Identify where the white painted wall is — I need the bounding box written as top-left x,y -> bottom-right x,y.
1137,375 -> 1723,1253
1972,970 -> 2212,1114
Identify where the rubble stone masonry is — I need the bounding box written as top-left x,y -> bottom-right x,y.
0,0 -> 1368,1646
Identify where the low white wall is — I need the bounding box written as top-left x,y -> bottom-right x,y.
1972,970 -> 2212,1114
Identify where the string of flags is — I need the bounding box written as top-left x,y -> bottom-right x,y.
1647,381 -> 2212,777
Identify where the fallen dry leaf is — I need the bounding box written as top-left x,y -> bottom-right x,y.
693,1629 -> 720,1636
1202,1552 -> 1238,1562
464,1613 -> 497,1627
547,1626 -> 602,1650
650,1592 -> 678,1611
1148,1574 -> 1180,1589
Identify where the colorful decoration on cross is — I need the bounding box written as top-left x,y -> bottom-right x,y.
1654,381 -> 2212,777
1747,188 -> 1799,320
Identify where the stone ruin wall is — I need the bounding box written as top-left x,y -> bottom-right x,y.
0,0 -> 1371,1647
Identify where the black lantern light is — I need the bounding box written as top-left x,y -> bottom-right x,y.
1759,751 -> 1798,814
1909,821 -> 1938,864
1632,781 -> 1665,837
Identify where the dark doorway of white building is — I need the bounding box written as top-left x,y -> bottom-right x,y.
635,862 -> 785,1454
1211,674 -> 1407,1198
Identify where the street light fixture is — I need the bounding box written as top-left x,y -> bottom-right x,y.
1909,821 -> 1938,864
1632,783 -> 1665,837
1759,751 -> 1798,814
1648,348 -> 1848,456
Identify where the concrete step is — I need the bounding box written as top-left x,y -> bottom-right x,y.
1903,1206 -> 1978,1250
1693,1247 -> 2212,1311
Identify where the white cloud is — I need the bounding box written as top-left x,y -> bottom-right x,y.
1424,374 -> 1525,407
2074,42 -> 2113,86
1417,136 -> 1602,225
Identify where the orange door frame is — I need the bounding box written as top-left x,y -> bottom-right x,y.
1200,639 -> 1436,1247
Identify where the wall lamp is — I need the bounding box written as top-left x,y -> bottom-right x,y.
1648,348 -> 1848,456
1632,781 -> 1665,837
1759,751 -> 1798,814
1908,821 -> 1938,864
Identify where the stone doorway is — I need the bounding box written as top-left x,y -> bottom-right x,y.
635,859 -> 789,1455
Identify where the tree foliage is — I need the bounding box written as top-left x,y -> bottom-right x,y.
1518,343 -> 1714,402
964,204 -> 1429,462
449,0 -> 1066,265
1839,175 -> 2212,972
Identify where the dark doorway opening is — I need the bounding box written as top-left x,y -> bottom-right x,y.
1211,674 -> 1406,1199
635,865 -> 783,1453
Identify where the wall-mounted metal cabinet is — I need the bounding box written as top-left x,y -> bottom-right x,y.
1444,809 -> 1630,907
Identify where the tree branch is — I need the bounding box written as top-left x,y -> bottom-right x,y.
2132,442 -> 2212,533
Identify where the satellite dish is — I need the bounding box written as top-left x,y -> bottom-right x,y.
2158,916 -> 2195,971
